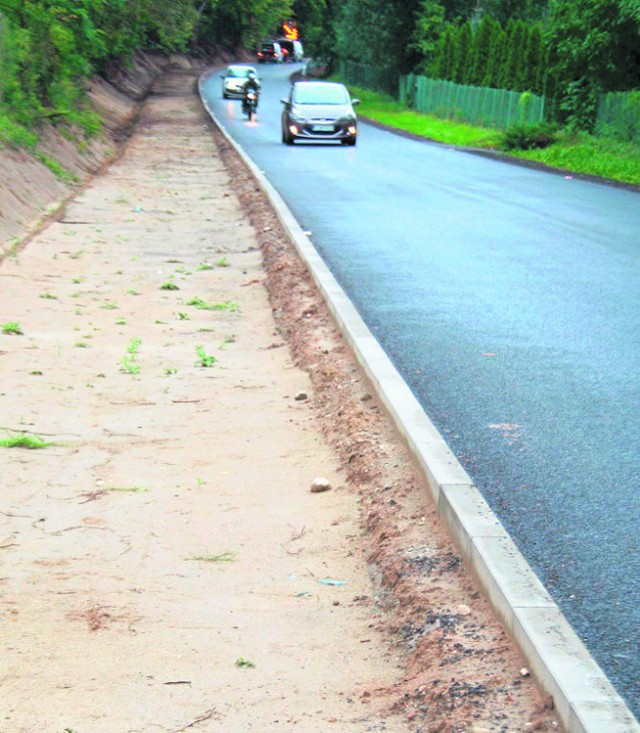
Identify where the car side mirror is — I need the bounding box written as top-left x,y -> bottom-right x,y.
351,98 -> 360,106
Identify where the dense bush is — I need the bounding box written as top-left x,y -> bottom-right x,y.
500,122 -> 558,150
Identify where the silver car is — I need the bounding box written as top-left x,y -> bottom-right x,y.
281,81 -> 359,146
221,65 -> 258,99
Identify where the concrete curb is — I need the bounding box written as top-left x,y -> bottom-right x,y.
198,73 -> 640,733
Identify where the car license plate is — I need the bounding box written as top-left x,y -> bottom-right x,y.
312,124 -> 333,132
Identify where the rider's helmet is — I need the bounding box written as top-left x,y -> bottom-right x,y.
247,71 -> 257,82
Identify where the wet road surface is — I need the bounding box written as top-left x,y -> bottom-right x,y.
202,64 -> 640,715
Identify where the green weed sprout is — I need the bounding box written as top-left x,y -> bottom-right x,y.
2,322 -> 23,335
195,345 -> 216,368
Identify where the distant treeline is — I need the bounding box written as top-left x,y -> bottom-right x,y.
0,0 -> 639,135
327,0 -> 640,131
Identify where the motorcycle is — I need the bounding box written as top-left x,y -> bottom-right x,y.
243,89 -> 259,121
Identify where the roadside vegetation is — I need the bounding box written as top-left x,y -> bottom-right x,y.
349,87 -> 640,186
0,0 -> 638,187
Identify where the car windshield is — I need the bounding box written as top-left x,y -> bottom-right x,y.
293,84 -> 349,105
227,67 -> 250,78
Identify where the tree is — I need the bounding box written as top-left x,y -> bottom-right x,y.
428,22 -> 456,79
482,16 -> 505,88
518,22 -> 544,93
469,14 -> 495,86
453,21 -> 472,84
545,0 -> 640,129
480,0 -> 549,25
440,0 -> 476,22
410,0 -> 445,69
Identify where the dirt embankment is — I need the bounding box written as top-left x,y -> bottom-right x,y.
0,62 -> 564,733
0,53 -> 207,254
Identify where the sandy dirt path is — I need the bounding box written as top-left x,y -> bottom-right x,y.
0,69 -> 561,733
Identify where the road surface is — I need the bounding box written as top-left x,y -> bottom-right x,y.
201,63 -> 640,715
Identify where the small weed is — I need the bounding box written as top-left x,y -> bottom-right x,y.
195,345 -> 216,368
177,312 -> 189,320
187,297 -> 237,312
115,317 -> 127,325
72,278 -> 83,284
160,277 -> 180,291
196,262 -> 215,271
235,657 -> 255,668
164,367 -> 177,376
31,370 -> 43,375
100,302 -> 119,310
106,486 -> 148,493
187,551 -> 236,563
74,342 -> 90,348
120,337 -> 141,375
68,249 -> 85,259
216,256 -> 229,267
197,327 -> 214,333
126,289 -> 140,296
39,292 -> 58,300
2,322 -> 23,335
220,336 -> 236,349
0,432 -> 51,449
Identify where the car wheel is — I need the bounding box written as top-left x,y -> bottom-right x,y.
283,129 -> 295,145
343,137 -> 357,146
223,92 -> 229,99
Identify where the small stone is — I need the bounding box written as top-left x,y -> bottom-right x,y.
457,604 -> 472,616
294,391 -> 308,401
520,667 -> 531,677
310,478 -> 332,493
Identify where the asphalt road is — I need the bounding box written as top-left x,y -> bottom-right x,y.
202,63 -> 640,715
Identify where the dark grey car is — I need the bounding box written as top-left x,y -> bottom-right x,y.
281,81 -> 359,146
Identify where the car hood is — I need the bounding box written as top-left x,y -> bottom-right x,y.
292,103 -> 354,120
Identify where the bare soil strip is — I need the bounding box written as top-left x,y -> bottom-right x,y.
0,68 -> 561,733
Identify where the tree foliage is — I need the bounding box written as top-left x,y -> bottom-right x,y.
545,0 -> 640,129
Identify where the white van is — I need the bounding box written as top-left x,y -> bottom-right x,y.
278,39 -> 304,62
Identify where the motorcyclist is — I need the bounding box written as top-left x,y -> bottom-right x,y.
242,71 -> 261,114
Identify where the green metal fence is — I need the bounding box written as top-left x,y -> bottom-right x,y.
339,60 -> 545,130
596,91 -> 640,143
401,74 -> 545,129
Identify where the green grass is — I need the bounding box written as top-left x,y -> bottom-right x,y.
235,657 -> 255,668
187,297 -> 237,312
106,486 -> 148,493
509,133 -> 640,185
120,337 -> 141,375
187,551 -> 236,563
348,86 -> 640,186
195,345 -> 216,367
0,432 -> 51,449
160,277 -> 180,291
2,322 -> 23,335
